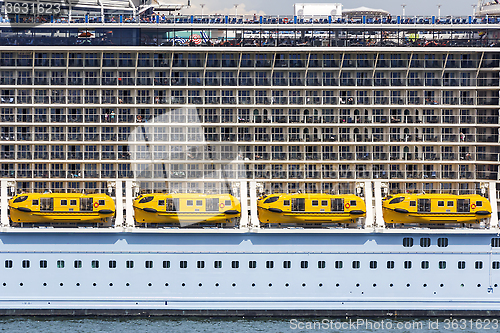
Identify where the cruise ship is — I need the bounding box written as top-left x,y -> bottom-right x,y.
0,0 -> 499,316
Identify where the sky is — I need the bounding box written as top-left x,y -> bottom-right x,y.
169,0 -> 481,17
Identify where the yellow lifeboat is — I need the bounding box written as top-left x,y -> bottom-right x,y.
133,193 -> 241,224
257,193 -> 366,224
9,193 -> 115,224
382,193 -> 492,224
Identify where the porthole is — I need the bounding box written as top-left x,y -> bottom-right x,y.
109,283 -> 113,287
59,283 -> 63,287
20,283 -> 23,286
199,283 -> 202,287
181,283 -> 184,287
268,283 -> 272,287
149,283 -> 153,287
406,283 -> 410,287
93,283 -> 96,287
373,283 -> 376,287
460,284 -> 464,287
285,283 -> 289,287
2,283 -> 5,287
356,283 -> 360,287
302,283 -> 306,287
215,283 -> 219,287
477,284 -> 481,287
232,283 -> 236,287
43,283 -> 47,287
440,284 -> 444,288
76,283 -> 80,287
252,283 -> 256,287
319,283 -> 323,287
495,284 -> 498,288
126,283 -> 130,287
423,284 -> 427,287
390,283 -> 393,287
336,283 -> 340,287
165,283 -> 169,287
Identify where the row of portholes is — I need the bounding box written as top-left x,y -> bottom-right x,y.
4,282 -> 498,288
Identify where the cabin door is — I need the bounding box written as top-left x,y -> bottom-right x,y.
292,198 -> 305,212
331,198 -> 344,212
40,198 -> 53,211
417,199 -> 431,213
80,198 -> 93,211
457,199 -> 470,213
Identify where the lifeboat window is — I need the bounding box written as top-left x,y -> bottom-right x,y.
403,237 -> 413,247
301,261 -> 308,269
196,200 -> 203,206
264,196 -> 279,204
225,200 -> 232,207
163,261 -> 170,269
186,200 -> 193,206
350,200 -> 357,206
214,261 -> 222,269
70,200 -> 77,206
476,201 -> 483,207
139,196 -> 153,204
321,200 -> 328,206
409,201 -> 416,207
40,198 -> 53,211
231,261 -> 239,269
158,200 -> 165,206
292,198 -> 305,212
145,261 -> 153,269
318,261 -> 326,269
457,199 -> 470,213
4,260 -> 12,269
60,200 -> 67,206
437,201 -> 444,207
458,261 -> 466,269
352,261 -> 360,269
387,261 -> 395,269
404,261 -> 412,269
389,197 -> 405,205
126,261 -> 134,269
417,199 -> 431,213
266,261 -> 274,269
331,198 -> 344,212
40,260 -> 47,268
249,261 -> 257,269
311,200 -> 318,207
437,238 -> 449,247
32,200 -> 39,206
369,261 -> 377,269
283,261 -> 291,269
335,261 -> 343,269
99,200 -> 105,206
74,260 -> 82,268
475,261 -> 483,270
109,260 -> 116,269
13,196 -> 27,203
57,260 -> 64,269
439,261 -> 447,269
180,261 -> 188,269
80,198 -> 92,211
447,201 -> 454,207
493,262 -> 500,270
420,238 -> 431,247
91,260 -> 99,269
421,261 -> 429,269
22,260 -> 30,269
283,200 -> 290,206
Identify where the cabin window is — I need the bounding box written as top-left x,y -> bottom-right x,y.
369,261 -> 377,269
74,260 -> 82,268
40,260 -> 47,268
225,200 -> 231,206
197,261 -> 205,268
145,261 -> 153,269
80,198 -> 92,211
196,200 -> 203,206
475,261 -> 483,270
437,201 -> 444,207
180,261 -> 188,268
186,200 -> 193,206
458,261 -> 466,269
331,198 -> 344,212
409,201 -> 416,207
311,200 -> 318,207
476,201 -> 483,207
447,201 -> 454,207
421,261 -> 429,269
439,261 -> 447,269
57,260 -> 64,268
166,198 -> 178,212
403,237 -> 413,247
283,200 -> 290,206
4,260 -> 12,268
417,199 -> 431,213
493,262 -> 500,270
437,237 -> 448,247
283,261 -> 291,269
492,238 -> 500,247
126,260 -> 134,268
91,260 -> 99,268
32,200 -> 39,205
109,260 -> 116,268
321,200 -> 328,206
231,261 -> 239,268
350,200 -> 357,206
99,200 -> 105,206
22,260 -> 30,268
249,261 -> 257,268
60,200 -> 67,206
40,198 -> 53,211
352,261 -> 360,269
163,261 -> 170,268
318,261 -> 326,269
457,199 -> 470,213
266,261 -> 274,269
387,261 -> 394,269
389,197 -> 405,204
335,261 -> 343,269
214,261 -> 222,269
138,196 -> 153,204
13,195 -> 28,203
292,198 -> 305,211
264,196 -> 279,204
158,200 -> 165,206
404,261 -> 412,269
206,198 -> 218,211
70,200 -> 76,205
420,238 -> 431,247
301,261 -> 308,269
